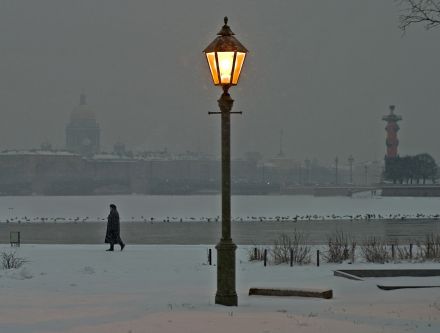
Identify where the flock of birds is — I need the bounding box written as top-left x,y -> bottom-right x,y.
2,213 -> 440,224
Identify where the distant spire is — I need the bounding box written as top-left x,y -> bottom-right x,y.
278,129 -> 284,157
80,93 -> 87,106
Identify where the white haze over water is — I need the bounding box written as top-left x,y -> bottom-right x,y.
0,195 -> 439,222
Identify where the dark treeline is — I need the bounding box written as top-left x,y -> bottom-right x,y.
384,153 -> 438,184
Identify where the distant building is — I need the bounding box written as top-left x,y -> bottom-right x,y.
2,92 -> 385,195
66,94 -> 100,157
113,141 -> 127,156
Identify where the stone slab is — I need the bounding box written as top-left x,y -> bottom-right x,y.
249,287 -> 333,299
334,270 -> 364,281
334,269 -> 440,279
377,285 -> 440,290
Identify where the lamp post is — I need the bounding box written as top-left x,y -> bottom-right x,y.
305,159 -> 311,184
364,165 -> 369,185
203,17 -> 248,306
348,155 -> 354,184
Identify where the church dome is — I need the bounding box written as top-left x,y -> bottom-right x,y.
69,94 -> 98,125
65,93 -> 101,156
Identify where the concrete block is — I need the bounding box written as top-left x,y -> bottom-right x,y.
249,287 -> 333,299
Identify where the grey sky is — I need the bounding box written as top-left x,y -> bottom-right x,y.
0,0 -> 438,164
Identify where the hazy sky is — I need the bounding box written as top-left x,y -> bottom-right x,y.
0,0 -> 438,164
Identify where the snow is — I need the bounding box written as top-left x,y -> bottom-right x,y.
0,150 -> 77,156
0,244 -> 439,332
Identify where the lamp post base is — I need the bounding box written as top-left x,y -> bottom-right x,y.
215,240 -> 238,306
215,292 -> 238,307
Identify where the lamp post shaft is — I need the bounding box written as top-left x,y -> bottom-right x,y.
215,90 -> 238,306
220,92 -> 232,241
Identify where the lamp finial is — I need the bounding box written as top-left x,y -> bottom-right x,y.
80,93 -> 87,106
217,16 -> 234,36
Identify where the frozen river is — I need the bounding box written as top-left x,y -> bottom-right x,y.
0,194 -> 440,222
0,195 -> 439,244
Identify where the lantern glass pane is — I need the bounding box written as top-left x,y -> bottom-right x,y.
217,52 -> 235,85
206,52 -> 219,85
232,52 -> 246,84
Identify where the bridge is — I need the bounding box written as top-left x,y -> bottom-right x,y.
281,185 -> 379,197
281,184 -> 440,197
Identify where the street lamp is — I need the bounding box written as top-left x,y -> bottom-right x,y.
203,17 -> 248,306
348,155 -> 354,184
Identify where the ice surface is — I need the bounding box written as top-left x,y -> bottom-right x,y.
1,195 -> 440,223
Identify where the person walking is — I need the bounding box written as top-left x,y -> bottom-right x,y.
105,204 -> 125,251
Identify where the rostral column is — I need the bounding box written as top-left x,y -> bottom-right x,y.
382,105 -> 402,158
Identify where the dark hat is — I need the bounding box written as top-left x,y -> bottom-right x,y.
110,204 -> 117,209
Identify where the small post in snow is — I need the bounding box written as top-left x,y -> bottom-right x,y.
290,248 -> 293,267
409,244 -> 413,259
316,249 -> 320,267
10,231 -> 20,247
264,249 -> 267,267
208,248 -> 212,265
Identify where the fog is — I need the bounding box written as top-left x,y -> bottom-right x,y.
0,0 -> 438,164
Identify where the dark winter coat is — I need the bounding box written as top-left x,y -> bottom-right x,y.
105,209 -> 122,244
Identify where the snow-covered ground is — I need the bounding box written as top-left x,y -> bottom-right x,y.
0,244 -> 439,332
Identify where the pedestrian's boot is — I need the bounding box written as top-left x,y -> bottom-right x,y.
120,242 -> 125,251
106,244 -> 114,251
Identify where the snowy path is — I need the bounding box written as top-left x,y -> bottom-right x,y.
0,244 -> 439,332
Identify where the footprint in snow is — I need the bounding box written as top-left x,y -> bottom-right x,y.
82,266 -> 95,274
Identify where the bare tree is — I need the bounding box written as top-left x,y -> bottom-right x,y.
399,0 -> 440,31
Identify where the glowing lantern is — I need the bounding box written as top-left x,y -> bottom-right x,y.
203,17 -> 248,87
